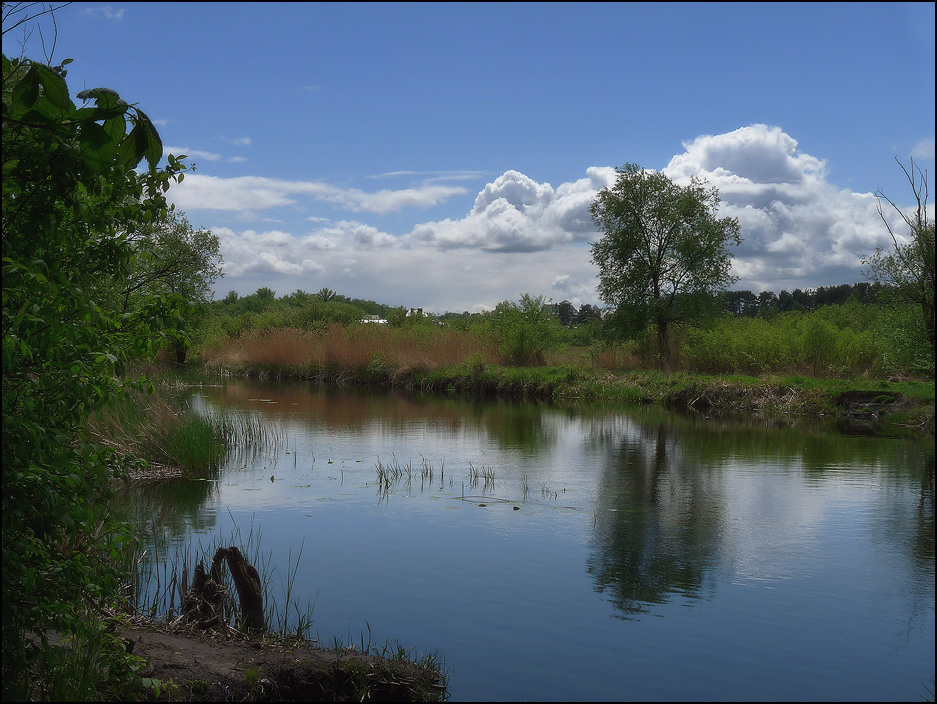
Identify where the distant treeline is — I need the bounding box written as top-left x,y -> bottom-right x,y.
722,282 -> 889,317
208,282 -> 895,332
217,286 -> 399,318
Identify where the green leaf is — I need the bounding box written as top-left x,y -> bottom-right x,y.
135,109 -> 164,169
79,122 -> 118,174
76,86 -> 123,108
102,113 -> 127,143
35,63 -> 72,110
118,124 -> 146,170
12,64 -> 41,108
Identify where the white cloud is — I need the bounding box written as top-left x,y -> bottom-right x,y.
209,220 -> 601,312
911,137 -> 935,160
168,175 -> 466,215
203,127 -> 912,311
406,167 -> 616,253
662,124 -> 900,293
164,147 -> 222,162
369,170 -> 487,182
83,5 -> 124,21
213,228 -> 324,276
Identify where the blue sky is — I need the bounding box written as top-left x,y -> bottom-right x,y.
9,2 -> 936,313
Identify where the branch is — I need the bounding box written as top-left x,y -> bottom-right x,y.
1,2 -> 71,37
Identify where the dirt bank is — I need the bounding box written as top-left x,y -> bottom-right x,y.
120,620 -> 447,702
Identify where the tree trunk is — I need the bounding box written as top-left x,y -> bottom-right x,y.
211,547 -> 265,633
176,547 -> 265,633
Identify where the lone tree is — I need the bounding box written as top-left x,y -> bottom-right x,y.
589,163 -> 741,364
862,157 -> 935,347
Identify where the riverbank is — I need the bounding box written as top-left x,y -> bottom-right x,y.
117,618 -> 447,702
195,358 -> 935,437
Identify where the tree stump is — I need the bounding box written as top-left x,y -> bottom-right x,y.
177,561 -> 227,629
176,546 -> 265,633
211,546 -> 265,633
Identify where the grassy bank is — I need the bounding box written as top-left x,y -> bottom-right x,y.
188,326 -> 934,435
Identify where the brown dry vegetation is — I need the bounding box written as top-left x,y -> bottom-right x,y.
200,324 -> 500,377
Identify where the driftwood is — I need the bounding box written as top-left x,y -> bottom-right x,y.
176,546 -> 265,633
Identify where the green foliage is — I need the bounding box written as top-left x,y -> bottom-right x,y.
803,317 -> 838,377
590,163 -> 741,363
489,293 -> 564,366
2,44 -> 189,698
862,157 -> 935,347
678,303 -> 930,378
196,288 -> 370,349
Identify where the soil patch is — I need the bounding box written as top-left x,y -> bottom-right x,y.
120,620 -> 447,702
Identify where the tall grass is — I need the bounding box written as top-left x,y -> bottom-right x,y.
193,302 -> 933,384
131,514 -> 315,639
681,304 -> 932,378
90,385 -> 287,477
198,323 -> 500,380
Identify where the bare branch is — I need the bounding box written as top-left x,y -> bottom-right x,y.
1,2 -> 71,39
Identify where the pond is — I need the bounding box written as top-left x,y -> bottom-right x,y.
115,379 -> 935,702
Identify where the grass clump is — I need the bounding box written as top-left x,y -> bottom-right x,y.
90,382 -> 287,478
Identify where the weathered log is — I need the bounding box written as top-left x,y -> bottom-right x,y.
174,547 -> 264,633
176,561 -> 226,629
211,546 -> 265,633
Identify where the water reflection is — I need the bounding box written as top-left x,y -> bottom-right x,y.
110,477 -> 219,545
584,410 -> 935,622
588,417 -> 723,617
110,380 -> 934,701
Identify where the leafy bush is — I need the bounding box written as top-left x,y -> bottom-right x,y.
3,47 -> 188,698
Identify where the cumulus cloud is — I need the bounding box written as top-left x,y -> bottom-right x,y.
168,175 -> 466,215
203,126 -> 910,311
210,218 -> 602,312
213,228 -> 325,277
407,167 -> 616,252
663,124 -> 898,292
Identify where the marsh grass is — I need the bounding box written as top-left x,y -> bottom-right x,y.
200,324 -> 499,381
377,455 -> 497,501
468,463 -> 495,490
131,514 -> 315,639
130,518 -> 447,700
91,385 -> 287,478
315,632 -> 449,702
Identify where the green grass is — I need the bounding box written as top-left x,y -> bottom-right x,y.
90,383 -> 287,478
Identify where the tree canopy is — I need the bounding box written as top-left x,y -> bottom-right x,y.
589,163 -> 741,363
2,38 -> 191,697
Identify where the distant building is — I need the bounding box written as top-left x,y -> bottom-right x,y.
360,315 -> 388,324
406,307 -> 423,317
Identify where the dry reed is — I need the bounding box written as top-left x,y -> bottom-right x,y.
200,324 -> 499,376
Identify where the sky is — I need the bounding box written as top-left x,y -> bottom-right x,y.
7,2 -> 936,313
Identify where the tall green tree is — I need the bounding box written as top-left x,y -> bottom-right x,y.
122,211 -> 222,363
2,40 -> 188,698
863,157 -> 935,347
589,164 -> 741,364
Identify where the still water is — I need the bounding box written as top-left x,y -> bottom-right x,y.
117,380 -> 935,701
